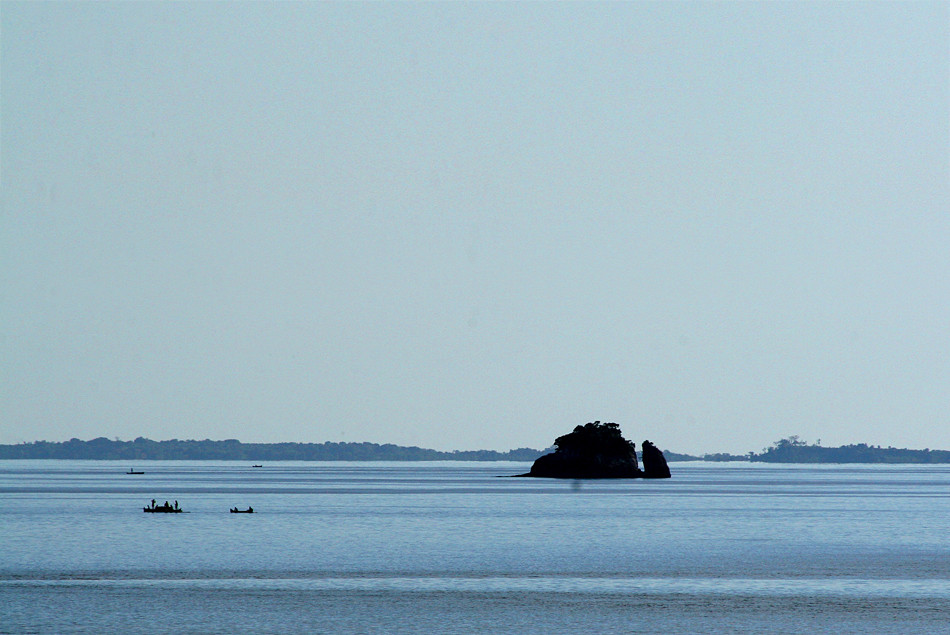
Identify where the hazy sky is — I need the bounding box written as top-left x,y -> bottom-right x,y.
2,2 -> 948,454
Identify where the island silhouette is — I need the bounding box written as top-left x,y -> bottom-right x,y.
517,421 -> 671,479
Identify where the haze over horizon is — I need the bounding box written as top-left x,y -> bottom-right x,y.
2,3 -> 948,456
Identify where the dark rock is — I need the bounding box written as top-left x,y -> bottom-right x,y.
524,421 -> 643,479
641,439 -> 671,478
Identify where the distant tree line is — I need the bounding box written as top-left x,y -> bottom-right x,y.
3,435 -> 947,463
0,437 -> 547,461
749,436 -> 950,463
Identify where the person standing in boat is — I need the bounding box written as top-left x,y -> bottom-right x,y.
174,501 -> 178,510
151,499 -> 156,509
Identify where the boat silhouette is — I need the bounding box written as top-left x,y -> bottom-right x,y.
143,500 -> 182,513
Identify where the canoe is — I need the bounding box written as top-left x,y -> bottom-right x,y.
143,506 -> 182,513
230,507 -> 254,513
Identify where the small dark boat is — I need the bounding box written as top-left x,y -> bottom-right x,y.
144,500 -> 182,513
230,506 -> 254,513
251,465 -> 262,468
127,469 -> 144,474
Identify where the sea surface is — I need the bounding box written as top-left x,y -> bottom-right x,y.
1,460 -> 948,634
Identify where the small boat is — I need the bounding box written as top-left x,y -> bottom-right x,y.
251,465 -> 262,468
230,506 -> 254,513
143,505 -> 182,513
144,500 -> 182,513
127,469 -> 144,474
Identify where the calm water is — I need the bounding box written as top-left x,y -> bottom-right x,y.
1,460 -> 948,633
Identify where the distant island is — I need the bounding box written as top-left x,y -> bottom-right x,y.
748,436 -> 950,464
519,421 -> 670,478
0,437 -> 546,461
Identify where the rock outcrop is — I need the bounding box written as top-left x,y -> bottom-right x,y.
640,439 -> 671,478
523,421 -> 670,479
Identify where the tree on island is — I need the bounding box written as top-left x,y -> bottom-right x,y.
523,421 -> 671,479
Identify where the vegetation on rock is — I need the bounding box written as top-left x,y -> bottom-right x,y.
526,421 -> 669,479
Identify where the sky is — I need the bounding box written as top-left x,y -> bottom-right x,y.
1,2 -> 948,455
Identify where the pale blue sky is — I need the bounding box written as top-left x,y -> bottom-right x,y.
2,2 -> 948,454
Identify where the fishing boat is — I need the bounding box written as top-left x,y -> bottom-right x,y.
230,506 -> 254,513
127,469 -> 144,474
144,500 -> 182,513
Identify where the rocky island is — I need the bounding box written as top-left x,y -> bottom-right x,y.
520,421 -> 671,479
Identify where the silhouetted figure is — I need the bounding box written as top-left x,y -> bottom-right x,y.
174,501 -> 178,510
151,499 -> 156,509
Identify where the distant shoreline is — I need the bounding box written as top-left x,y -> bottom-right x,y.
0,438 -> 546,462
747,437 -> 950,464
1,437 -> 948,463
